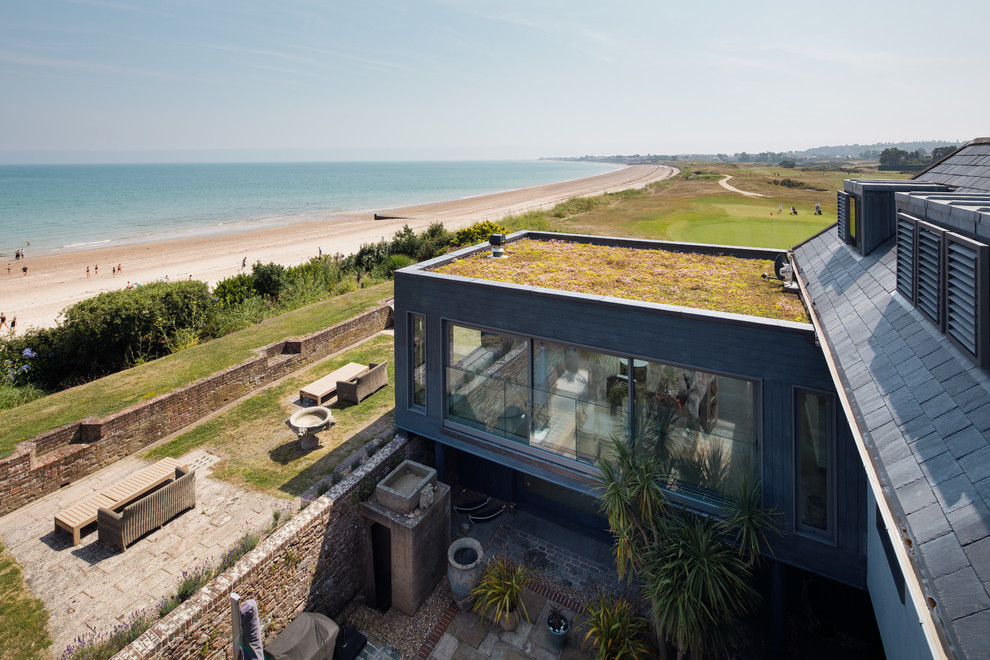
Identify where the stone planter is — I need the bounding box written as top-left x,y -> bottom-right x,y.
447,537 -> 484,609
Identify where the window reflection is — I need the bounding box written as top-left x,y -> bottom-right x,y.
446,326 -> 530,441
411,314 -> 426,407
797,390 -> 831,532
443,323 -> 758,504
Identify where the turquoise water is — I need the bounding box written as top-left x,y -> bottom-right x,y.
0,160 -> 617,258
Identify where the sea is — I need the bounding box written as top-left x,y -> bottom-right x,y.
0,160 -> 619,258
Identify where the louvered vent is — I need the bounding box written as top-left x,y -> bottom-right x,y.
896,214 -> 917,302
945,233 -> 989,366
837,191 -> 850,243
916,222 -> 943,328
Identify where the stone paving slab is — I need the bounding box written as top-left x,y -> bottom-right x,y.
0,449 -> 282,657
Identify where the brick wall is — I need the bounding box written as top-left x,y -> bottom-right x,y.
114,435 -> 431,660
0,302 -> 393,516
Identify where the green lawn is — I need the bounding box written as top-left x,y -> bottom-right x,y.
506,161 -> 907,250
0,282 -> 393,457
0,540 -> 51,660
145,333 -> 395,499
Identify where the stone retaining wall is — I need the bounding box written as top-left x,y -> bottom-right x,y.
114,435 -> 429,660
0,302 -> 393,516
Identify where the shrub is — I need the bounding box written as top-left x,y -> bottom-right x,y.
60,609 -> 156,660
251,262 -> 287,299
373,254 -> 415,279
387,225 -> 423,258
450,220 -> 508,249
417,222 -> 454,260
212,273 -> 257,306
54,280 -> 213,384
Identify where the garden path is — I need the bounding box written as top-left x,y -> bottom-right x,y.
719,174 -> 768,197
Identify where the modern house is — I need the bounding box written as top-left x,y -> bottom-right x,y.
393,139 -> 990,660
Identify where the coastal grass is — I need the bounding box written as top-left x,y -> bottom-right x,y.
0,539 -> 52,659
144,333 -> 395,498
0,281 -> 393,457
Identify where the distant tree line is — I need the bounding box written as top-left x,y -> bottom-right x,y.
547,139 -> 961,165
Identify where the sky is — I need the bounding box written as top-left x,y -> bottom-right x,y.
1,0 -> 987,163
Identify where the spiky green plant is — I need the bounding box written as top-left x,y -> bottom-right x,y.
644,514 -> 756,659
470,554 -> 532,625
722,475 -> 779,566
582,592 -> 653,659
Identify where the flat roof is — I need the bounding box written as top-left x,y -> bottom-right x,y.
430,235 -> 809,323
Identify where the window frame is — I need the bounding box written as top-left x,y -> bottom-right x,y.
794,387 -> 837,542
408,312 -> 427,412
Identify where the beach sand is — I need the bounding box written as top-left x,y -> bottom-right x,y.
0,164 -> 675,331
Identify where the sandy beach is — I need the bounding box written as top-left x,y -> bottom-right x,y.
0,164 -> 675,331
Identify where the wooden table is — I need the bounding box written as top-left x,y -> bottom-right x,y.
54,457 -> 187,545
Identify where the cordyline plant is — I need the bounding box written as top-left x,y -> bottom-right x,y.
594,438 -> 778,660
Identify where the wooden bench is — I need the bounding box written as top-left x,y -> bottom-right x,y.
299,362 -> 367,405
54,457 -> 187,545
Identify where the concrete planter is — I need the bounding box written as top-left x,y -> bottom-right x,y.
447,537 -> 484,609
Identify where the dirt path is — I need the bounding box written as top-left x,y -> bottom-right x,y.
719,174 -> 767,198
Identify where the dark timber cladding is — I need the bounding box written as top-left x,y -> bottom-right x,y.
394,231 -> 867,588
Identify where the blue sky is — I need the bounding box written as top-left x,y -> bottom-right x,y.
1,0 -> 987,162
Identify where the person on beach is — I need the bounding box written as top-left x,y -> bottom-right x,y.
117,263 -> 122,274
94,264 -> 98,275
0,312 -> 6,330
21,266 -> 27,276
86,266 -> 90,277
241,256 -> 247,271
15,250 -> 20,260
9,317 -> 15,335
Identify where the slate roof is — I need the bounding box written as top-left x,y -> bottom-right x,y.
917,138 -> 990,193
793,229 -> 990,659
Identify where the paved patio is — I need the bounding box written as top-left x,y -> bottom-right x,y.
347,506 -> 627,660
0,448 -> 281,656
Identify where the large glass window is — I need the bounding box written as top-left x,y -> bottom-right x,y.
446,325 -> 530,442
442,322 -> 760,506
411,314 -> 426,407
796,389 -> 833,534
629,362 -> 757,502
531,340 -> 625,464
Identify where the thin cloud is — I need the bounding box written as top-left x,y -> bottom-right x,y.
294,45 -> 417,75
64,0 -> 173,19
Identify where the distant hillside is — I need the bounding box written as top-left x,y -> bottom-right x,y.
547,139 -> 964,165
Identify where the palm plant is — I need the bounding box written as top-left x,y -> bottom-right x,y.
595,438 -> 772,660
582,592 -> 653,659
470,554 -> 532,629
643,513 -> 756,659
722,475 -> 779,566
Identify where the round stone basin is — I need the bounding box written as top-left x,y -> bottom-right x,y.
286,406 -> 335,449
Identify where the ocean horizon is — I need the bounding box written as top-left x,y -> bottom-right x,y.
0,160 -> 618,259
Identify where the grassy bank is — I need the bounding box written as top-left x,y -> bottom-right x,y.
0,282 -> 392,457
145,333 -> 395,498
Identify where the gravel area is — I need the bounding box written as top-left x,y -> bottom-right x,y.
343,578 -> 454,659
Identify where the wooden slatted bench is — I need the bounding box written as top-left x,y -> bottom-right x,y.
299,362 -> 367,406
54,457 -> 187,545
